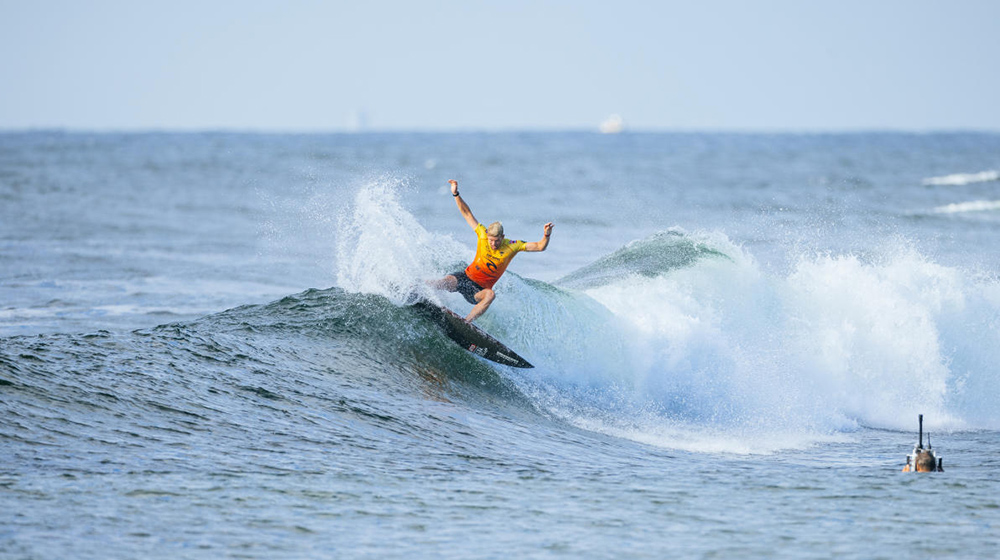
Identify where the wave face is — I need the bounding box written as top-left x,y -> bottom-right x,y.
0,287 -> 533,473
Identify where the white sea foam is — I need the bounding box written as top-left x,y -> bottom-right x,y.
922,170 -> 1000,186
509,235 -> 1000,453
335,175 -> 467,302
932,200 -> 1000,214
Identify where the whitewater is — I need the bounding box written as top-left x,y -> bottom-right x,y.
2,132 -> 999,558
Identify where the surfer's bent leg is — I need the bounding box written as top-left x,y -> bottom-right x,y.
445,271 -> 483,306
430,274 -> 459,292
430,272 -> 484,304
465,288 -> 495,322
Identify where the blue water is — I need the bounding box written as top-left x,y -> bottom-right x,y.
2,131 -> 1000,558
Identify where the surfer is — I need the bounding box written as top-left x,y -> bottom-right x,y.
903,450 -> 940,473
431,180 -> 553,322
902,414 -> 944,472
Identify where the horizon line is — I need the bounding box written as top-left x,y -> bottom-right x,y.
3,125 -> 999,135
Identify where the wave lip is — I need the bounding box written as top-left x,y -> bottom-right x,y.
922,170 -> 1000,186
554,228 -> 731,291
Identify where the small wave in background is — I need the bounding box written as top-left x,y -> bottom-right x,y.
932,200 -> 1000,214
923,170 -> 1000,186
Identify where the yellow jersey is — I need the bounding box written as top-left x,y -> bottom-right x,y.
464,224 -> 526,289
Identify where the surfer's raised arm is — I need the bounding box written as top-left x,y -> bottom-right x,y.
449,180 -> 479,230
523,222 -> 554,252
431,178 -> 553,323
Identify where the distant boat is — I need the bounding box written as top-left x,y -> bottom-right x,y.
599,114 -> 625,134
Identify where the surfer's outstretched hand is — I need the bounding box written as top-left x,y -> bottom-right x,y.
449,180 -> 458,196
543,222 -> 554,237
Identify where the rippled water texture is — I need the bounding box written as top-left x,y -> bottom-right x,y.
3,132 -> 999,558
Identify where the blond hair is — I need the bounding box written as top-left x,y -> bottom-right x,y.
486,221 -> 504,238
914,451 -> 937,472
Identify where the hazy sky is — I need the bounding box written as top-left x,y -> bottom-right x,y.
2,0 -> 998,132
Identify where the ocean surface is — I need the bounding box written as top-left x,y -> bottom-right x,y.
2,131 -> 999,558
